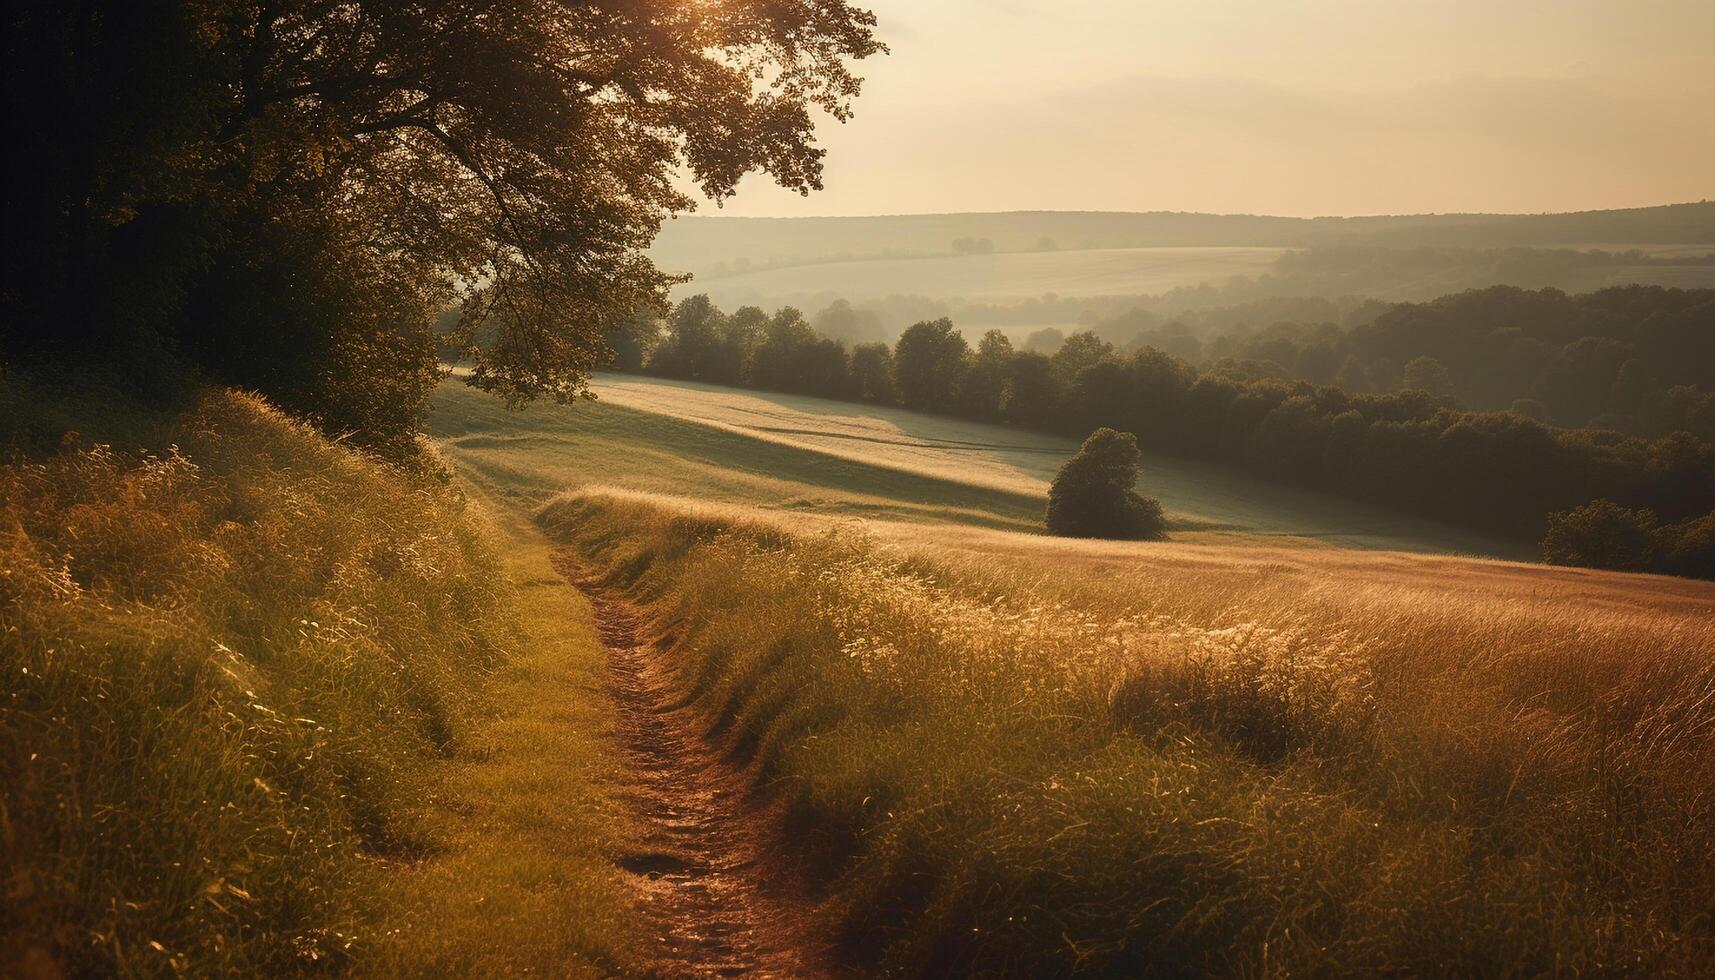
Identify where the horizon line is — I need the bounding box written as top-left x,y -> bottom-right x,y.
671,200 -> 1713,223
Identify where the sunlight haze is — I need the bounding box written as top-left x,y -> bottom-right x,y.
712,0 -> 1715,217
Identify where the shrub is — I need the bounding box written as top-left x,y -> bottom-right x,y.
1045,427 -> 1166,539
1510,397 -> 1550,423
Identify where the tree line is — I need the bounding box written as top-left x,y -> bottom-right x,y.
1101,285 -> 1715,441
617,294 -> 1715,577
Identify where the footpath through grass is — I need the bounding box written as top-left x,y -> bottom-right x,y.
1,380 -> 635,976
544,489 -> 1715,977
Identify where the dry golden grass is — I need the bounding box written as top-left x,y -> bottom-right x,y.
1,384 -> 634,976
544,489 -> 1715,976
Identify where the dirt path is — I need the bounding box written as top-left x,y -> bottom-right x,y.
553,555 -> 832,979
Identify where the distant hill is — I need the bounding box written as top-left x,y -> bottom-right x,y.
650,202 -> 1715,277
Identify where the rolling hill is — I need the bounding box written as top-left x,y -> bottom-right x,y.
428,374 -> 1532,558
651,202 -> 1715,278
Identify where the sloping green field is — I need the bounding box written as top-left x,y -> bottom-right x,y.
676,246 -> 1285,307
428,375 -> 1529,558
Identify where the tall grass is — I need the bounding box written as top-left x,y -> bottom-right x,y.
2,385 -> 512,975
545,492 -> 1715,977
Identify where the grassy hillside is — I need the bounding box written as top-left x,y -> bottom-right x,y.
543,490 -> 1715,976
674,246 -> 1285,307
650,203 -> 1715,277
674,244 -> 1715,321
429,380 -> 1050,534
431,375 -> 1528,558
0,383 -> 634,976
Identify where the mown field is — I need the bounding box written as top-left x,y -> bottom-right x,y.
431,374 -> 1528,558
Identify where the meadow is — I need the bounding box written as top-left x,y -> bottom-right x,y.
428,367 -> 1715,974
676,246 -> 1286,309
431,374 -> 1529,558
11,2 -> 1712,974
672,241 -> 1715,323
10,369 -> 1711,976
542,490 -> 1715,976
0,382 -> 637,977
646,205 -> 1715,280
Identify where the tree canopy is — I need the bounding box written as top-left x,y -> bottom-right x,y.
1045,428 -> 1166,540
893,318 -> 969,412
3,0 -> 882,450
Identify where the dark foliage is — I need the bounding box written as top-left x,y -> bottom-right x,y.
1543,501 -> 1715,578
1045,429 -> 1166,539
1143,285 -> 1715,440
850,343 -> 898,404
893,318 -> 970,413
2,1 -> 881,455
1541,500 -> 1663,572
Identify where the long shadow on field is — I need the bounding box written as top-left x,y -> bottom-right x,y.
427,382 -> 1049,532
584,375 -> 1534,558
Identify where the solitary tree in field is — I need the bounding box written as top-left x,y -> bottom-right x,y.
1046,428 -> 1166,539
3,1 -> 883,452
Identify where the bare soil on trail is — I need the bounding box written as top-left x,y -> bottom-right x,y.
552,554 -> 833,979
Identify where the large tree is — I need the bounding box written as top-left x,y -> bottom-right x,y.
893,317 -> 968,413
3,0 -> 882,447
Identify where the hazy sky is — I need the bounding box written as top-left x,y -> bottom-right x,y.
709,0 -> 1715,218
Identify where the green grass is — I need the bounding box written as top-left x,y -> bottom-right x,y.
432,374 -> 1529,558
358,487 -> 639,978
542,491 -> 1715,977
1,381 -> 634,976
428,380 -> 1050,533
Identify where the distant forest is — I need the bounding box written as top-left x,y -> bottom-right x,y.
691,282 -> 1715,441
685,244 -> 1715,350
608,286 -> 1715,575
1104,284 -> 1715,439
